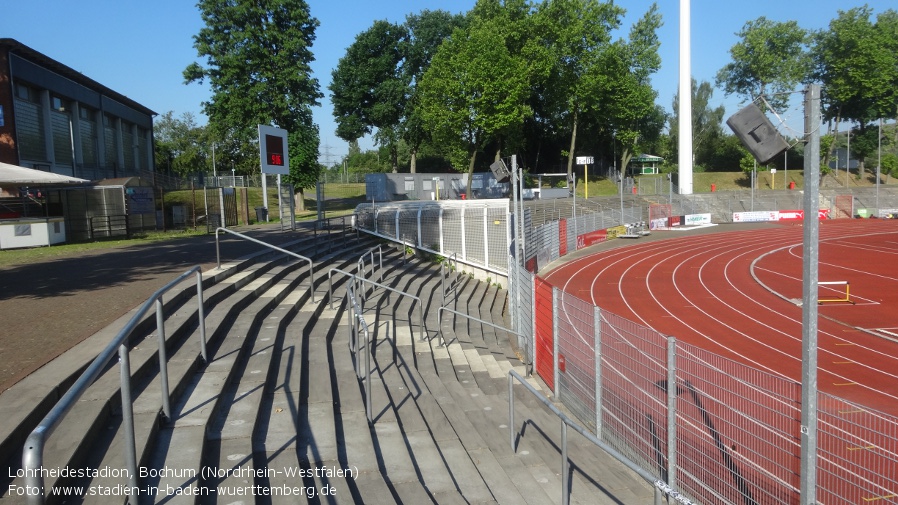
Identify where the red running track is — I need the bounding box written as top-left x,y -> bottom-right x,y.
543,219 -> 898,416
542,219 -> 898,503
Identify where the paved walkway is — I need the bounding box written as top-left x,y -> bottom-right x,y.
0,224 -> 301,393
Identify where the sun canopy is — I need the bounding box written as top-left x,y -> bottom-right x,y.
0,162 -> 89,186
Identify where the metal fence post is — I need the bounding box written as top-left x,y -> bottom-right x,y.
562,421 -> 570,505
155,297 -> 172,420
417,206 -> 423,250
553,287 -> 560,399
594,306 -> 602,437
439,207 -> 445,255
394,209 -> 400,242
460,206 -> 467,262
483,207 -> 489,268
667,336 -> 678,491
195,271 -> 208,363
118,344 -> 139,494
531,273 -> 537,375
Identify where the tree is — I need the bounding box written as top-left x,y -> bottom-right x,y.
153,111 -> 209,177
601,4 -> 664,173
417,19 -> 531,195
401,10 -> 468,173
669,79 -> 726,170
812,7 -> 898,175
329,20 -> 408,172
532,0 -> 625,178
716,17 -> 809,111
184,0 -> 322,209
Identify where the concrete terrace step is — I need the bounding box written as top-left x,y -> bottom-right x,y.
2,234 -> 659,505
139,243 -> 405,503
0,232 -> 377,503
31,252 -> 323,500
0,235 -> 312,471
137,245 -> 376,503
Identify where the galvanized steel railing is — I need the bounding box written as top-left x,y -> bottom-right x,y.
507,369 -> 677,505
437,306 -> 524,357
327,268 -> 426,342
22,266 -> 207,504
214,227 -> 316,302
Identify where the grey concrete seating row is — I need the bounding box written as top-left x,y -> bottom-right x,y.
1,231 -> 655,504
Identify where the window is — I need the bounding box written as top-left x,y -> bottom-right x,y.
15,83 -> 35,102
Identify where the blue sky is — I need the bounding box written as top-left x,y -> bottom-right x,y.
2,1 -> 894,166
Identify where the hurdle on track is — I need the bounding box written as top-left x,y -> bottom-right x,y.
818,281 -> 853,304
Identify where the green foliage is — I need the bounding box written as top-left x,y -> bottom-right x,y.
154,111 -> 209,176
715,17 -> 809,111
329,10 -> 466,173
881,153 -> 898,177
739,152 -> 756,174
812,7 -> 898,123
417,18 -> 531,176
329,20 -> 407,171
185,0 -> 322,189
670,79 -> 725,166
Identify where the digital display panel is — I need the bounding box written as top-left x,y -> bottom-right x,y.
265,134 -> 284,166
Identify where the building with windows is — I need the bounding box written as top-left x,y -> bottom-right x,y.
0,38 -> 156,181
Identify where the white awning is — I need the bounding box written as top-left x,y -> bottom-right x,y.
0,162 -> 89,186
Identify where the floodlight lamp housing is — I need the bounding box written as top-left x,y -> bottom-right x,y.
726,103 -> 790,164
489,159 -> 511,183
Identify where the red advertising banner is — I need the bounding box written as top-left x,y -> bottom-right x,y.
778,210 -> 804,221
577,229 -> 608,250
779,210 -> 831,221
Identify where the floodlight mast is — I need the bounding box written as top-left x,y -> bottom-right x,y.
677,0 -> 693,195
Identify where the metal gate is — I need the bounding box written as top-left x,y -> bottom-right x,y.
222,188 -> 238,227
279,183 -> 295,231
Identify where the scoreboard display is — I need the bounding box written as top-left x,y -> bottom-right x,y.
258,124 -> 289,175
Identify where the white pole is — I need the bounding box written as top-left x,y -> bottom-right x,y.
677,0 -> 693,195
846,127 -> 851,186
262,173 -> 269,216
877,118 -> 882,211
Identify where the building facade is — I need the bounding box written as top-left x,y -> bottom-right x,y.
0,38 -> 156,181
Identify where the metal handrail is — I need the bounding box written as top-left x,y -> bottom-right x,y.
437,306 -> 525,357
440,252 -> 459,307
215,227 -> 315,302
345,284 -> 374,423
507,369 -> 686,505
359,244 -> 384,284
22,266 -> 207,504
327,268 -> 426,342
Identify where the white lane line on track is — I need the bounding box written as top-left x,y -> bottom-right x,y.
551,227 -> 898,469
751,265 -> 881,305
549,226 -> 898,396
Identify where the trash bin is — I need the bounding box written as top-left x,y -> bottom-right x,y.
255,206 -> 268,222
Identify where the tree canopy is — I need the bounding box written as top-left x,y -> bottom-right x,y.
331,1 -> 665,182
715,17 -> 810,112
184,0 -> 323,197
